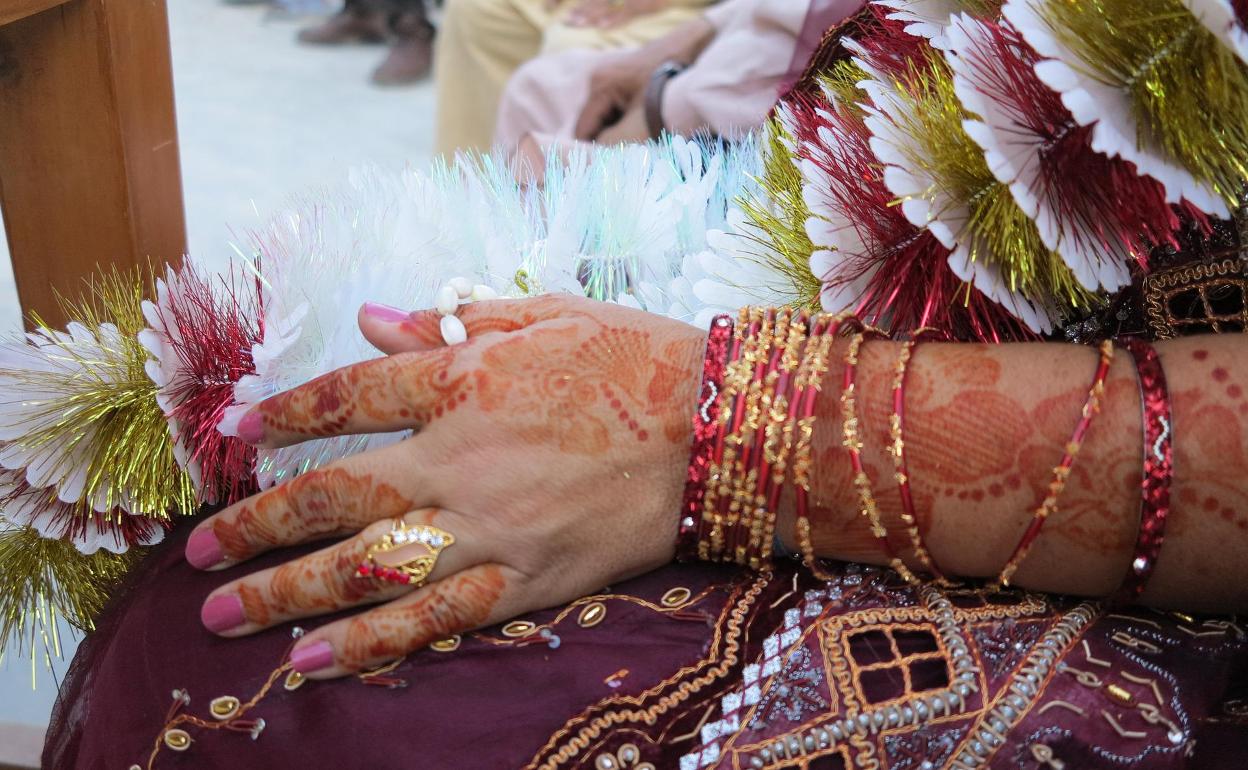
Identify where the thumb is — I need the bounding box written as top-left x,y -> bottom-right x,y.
574,90 -> 620,140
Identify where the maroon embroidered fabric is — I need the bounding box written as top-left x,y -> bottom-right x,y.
43,524 -> 1248,769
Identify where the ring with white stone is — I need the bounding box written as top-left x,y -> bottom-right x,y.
355,521 -> 456,587
436,276 -> 499,346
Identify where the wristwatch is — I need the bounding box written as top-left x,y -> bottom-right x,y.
644,60 -> 687,140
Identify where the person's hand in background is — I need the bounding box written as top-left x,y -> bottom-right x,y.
573,15 -> 716,140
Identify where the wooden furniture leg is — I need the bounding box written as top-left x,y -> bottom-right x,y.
0,0 -> 185,329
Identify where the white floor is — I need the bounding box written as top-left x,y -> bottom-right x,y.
0,0 -> 437,748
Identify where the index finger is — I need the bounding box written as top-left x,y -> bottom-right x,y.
239,345 -> 471,449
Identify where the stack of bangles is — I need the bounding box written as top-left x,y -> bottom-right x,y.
676,308 -> 1174,605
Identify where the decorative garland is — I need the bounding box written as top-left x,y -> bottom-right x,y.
1,0 -> 1245,663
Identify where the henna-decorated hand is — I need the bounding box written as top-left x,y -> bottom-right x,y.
187,295 -> 706,678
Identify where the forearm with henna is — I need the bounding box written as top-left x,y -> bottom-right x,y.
781,334 -> 1248,612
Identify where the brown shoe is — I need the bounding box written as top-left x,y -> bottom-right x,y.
297,7 -> 388,45
370,18 -> 434,85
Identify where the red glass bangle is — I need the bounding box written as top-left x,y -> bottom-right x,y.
677,314 -> 734,562
1113,337 -> 1173,603
994,340 -> 1114,588
704,310 -> 760,559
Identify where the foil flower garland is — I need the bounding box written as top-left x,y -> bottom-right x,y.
0,274 -> 195,537
793,58 -> 1036,341
1003,0 -> 1244,217
855,39 -> 1076,332
944,14 -> 1205,293
139,264 -> 261,506
1,0 -> 1246,664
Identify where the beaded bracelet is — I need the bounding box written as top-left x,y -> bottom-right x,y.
993,340 -> 1115,589
1113,338 -> 1173,603
841,330 -> 920,585
677,314 -> 734,562
888,336 -> 951,585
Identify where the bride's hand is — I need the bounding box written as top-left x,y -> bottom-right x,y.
186,295 -> 706,678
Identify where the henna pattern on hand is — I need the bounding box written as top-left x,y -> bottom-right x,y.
338,565 -> 507,669
212,469 -> 414,560
258,348 -> 471,438
473,321 -> 699,456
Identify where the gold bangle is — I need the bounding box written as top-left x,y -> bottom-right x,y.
842,331 -> 920,585
887,339 -> 952,585
993,340 -> 1115,588
723,309 -> 779,563
792,314 -> 840,580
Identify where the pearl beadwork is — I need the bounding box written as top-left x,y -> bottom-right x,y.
435,276 -> 499,345
448,276 -> 473,299
435,285 -> 460,316
440,315 -> 468,345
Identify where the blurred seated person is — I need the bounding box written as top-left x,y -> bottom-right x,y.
495,0 -> 864,165
299,0 -> 437,85
434,0 -> 717,156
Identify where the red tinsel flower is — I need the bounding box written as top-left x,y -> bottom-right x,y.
952,18 -> 1208,283
789,92 -> 1035,343
152,265 -> 261,506
0,472 -> 165,551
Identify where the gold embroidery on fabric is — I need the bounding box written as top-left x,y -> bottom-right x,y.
527,574 -> 769,770
720,586 -> 997,769
945,603 -> 1100,769
474,586 -> 719,646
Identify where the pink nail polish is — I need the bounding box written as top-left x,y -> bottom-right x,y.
237,411 -> 265,445
291,640 -> 335,674
362,301 -> 412,323
201,594 -> 246,634
186,528 -> 224,569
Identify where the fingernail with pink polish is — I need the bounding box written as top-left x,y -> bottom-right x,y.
237,410 -> 265,445
201,594 -> 246,634
186,528 -> 224,570
291,640 -> 335,674
362,301 -> 412,323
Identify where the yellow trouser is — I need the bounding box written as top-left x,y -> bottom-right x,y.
433,0 -> 711,156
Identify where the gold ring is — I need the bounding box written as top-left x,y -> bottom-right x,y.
356,520 -> 455,587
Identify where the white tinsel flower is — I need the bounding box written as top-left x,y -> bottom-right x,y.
945,14 -> 1132,293
621,207 -> 797,327
222,137 -> 761,484
1002,0 -> 1230,218
852,40 -> 1053,332
223,166 -> 459,489
873,0 -> 964,49
1184,0 -> 1248,63
0,325 -> 127,512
